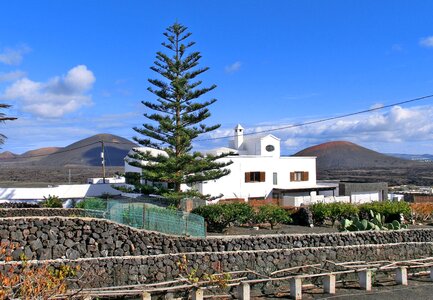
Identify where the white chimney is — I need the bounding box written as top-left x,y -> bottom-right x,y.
234,124 -> 244,149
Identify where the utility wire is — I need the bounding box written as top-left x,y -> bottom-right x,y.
197,93 -> 433,141
1,93 -> 433,160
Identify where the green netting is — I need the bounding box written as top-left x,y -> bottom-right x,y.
82,198 -> 205,237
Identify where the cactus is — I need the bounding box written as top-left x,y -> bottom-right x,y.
340,210 -> 408,232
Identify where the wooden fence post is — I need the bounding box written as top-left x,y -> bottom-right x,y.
395,267 -> 408,285
324,274 -> 336,294
359,270 -> 372,291
238,282 -> 250,300
191,287 -> 204,300
141,291 -> 151,300
290,277 -> 302,299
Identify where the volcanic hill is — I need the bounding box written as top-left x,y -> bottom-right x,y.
295,141 -> 414,170
0,134 -> 137,167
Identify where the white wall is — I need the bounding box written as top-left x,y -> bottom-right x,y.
197,155 -> 317,200
0,184 -> 121,200
87,177 -> 125,184
351,191 -> 380,204
259,135 -> 280,158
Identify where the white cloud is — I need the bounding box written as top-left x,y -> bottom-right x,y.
370,103 -> 384,109
420,36 -> 433,48
2,65 -> 95,118
0,70 -> 26,82
0,45 -> 31,65
224,61 -> 241,73
0,112 -> 139,154
206,105 -> 433,154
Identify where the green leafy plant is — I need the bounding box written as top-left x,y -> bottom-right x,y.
41,195 -> 63,208
177,255 -> 231,289
192,202 -> 254,232
359,201 -> 411,222
255,204 -> 292,229
75,197 -> 107,211
310,202 -> 359,226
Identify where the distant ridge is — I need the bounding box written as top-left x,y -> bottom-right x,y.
295,141 -> 414,169
386,153 -> 433,162
0,134 -> 137,167
21,147 -> 61,158
0,151 -> 17,159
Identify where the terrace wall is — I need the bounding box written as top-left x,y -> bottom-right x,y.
1,216 -> 433,260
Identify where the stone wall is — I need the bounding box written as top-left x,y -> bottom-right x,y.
2,242 -> 432,289
2,216 -> 433,260
0,208 -> 87,218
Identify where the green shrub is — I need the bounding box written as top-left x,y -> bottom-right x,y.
192,202 -> 254,232
310,202 -> 359,226
41,195 -> 63,208
359,201 -> 410,222
310,203 -> 332,225
255,204 -> 292,229
75,197 -> 107,211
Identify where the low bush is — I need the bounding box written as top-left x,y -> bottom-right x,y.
310,202 -> 358,226
41,195 -> 62,208
255,204 -> 292,229
411,203 -> 433,222
359,201 -> 411,222
75,197 -> 107,211
192,202 -> 254,232
0,242 -> 78,299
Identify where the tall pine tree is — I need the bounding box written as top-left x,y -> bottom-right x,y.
130,22 -> 231,199
0,103 -> 16,146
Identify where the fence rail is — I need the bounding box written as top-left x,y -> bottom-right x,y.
83,198 -> 206,238
55,256 -> 433,299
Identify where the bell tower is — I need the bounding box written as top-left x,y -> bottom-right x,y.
234,124 -> 244,149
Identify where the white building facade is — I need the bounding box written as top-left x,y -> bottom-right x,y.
125,124 -> 336,202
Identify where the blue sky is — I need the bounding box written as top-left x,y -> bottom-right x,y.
1,1 -> 433,155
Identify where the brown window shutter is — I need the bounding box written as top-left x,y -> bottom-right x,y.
260,172 -> 266,182
245,172 -> 250,183
290,172 -> 295,181
300,172 -> 308,181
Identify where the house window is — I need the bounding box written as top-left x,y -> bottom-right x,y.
266,145 -> 275,152
245,171 -> 265,183
273,172 -> 278,185
290,171 -> 309,182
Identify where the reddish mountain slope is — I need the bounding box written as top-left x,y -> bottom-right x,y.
0,151 -> 17,159
21,147 -> 61,157
295,141 -> 414,169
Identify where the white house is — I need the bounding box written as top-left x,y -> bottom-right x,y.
125,124 -> 337,202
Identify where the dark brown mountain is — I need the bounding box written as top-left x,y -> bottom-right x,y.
37,134 -> 137,167
294,141 -> 415,170
0,134 -> 137,167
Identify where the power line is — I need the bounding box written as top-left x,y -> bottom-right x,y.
196,93 -> 433,142
1,93 -> 432,160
